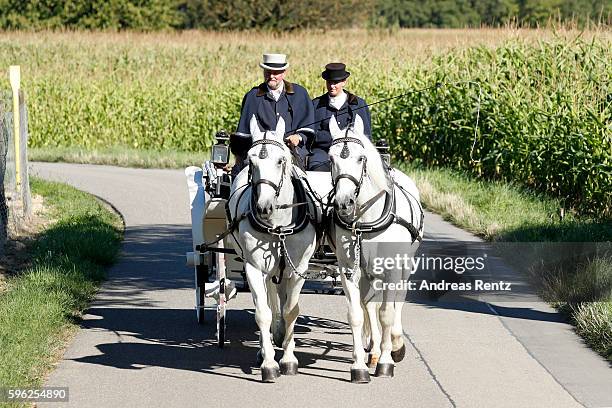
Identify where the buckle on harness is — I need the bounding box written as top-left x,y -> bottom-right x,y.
268,227 -> 294,237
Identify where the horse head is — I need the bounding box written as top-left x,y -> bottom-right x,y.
247,115 -> 291,220
328,114 -> 389,219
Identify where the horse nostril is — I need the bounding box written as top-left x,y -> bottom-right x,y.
348,198 -> 355,206
261,204 -> 272,215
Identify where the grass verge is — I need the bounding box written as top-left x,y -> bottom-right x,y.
0,177 -> 123,396
400,162 -> 612,361
30,146 -> 206,169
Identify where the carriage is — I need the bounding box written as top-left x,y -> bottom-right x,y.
185,116 -> 424,383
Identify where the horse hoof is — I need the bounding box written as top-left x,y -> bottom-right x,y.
350,368 -> 371,384
368,354 -> 379,369
280,361 -> 298,376
255,350 -> 264,366
374,363 -> 394,378
391,344 -> 406,362
261,366 -> 280,382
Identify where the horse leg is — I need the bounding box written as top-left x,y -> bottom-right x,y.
391,300 -> 406,363
391,268 -> 411,363
244,263 -> 280,382
267,277 -> 285,348
340,266 -> 370,383
365,301 -> 382,369
279,273 -> 305,375
375,298 -> 396,378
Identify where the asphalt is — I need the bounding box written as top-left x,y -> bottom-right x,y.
31,162 -> 612,408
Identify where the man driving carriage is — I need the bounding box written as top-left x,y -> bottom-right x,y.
230,53 -> 315,177
309,63 -> 372,171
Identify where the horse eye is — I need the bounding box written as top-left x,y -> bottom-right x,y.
277,158 -> 283,166
357,156 -> 365,162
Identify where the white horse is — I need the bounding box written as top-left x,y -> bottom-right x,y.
228,115 -> 317,382
327,114 -> 424,383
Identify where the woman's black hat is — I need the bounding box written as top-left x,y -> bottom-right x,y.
322,63 -> 350,81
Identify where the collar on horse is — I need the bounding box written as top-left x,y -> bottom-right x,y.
247,172 -> 312,237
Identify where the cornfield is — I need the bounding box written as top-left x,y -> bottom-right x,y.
0,29 -> 610,216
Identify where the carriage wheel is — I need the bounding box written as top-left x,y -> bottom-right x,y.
217,278 -> 226,348
216,240 -> 227,348
196,286 -> 206,324
195,264 -> 208,325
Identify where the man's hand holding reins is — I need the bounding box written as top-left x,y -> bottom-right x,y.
285,134 -> 301,147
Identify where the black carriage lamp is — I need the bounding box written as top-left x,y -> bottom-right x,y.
376,138 -> 391,166
211,130 -> 230,166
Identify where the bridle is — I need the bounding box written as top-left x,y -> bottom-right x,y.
248,138 -> 288,200
330,135 -> 368,208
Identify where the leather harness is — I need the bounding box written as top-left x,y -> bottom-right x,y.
212,136 -> 423,284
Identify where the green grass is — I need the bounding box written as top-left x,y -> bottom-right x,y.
573,301 -> 612,360
0,177 -> 123,397
30,146 -> 207,169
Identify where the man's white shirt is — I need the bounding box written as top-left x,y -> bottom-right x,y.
268,81 -> 284,101
329,91 -> 347,110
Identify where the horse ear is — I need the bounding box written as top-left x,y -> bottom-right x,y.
353,114 -> 364,137
329,114 -> 342,140
250,115 -> 263,140
275,117 -> 286,141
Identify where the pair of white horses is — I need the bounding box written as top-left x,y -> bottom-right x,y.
228,114 -> 424,383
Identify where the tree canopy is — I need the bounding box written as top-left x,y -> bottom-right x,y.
0,0 -> 609,30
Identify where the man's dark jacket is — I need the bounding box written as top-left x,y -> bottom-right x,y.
231,81 -> 314,175
308,91 -> 371,171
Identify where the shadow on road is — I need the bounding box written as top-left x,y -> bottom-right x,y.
72,306 -> 353,383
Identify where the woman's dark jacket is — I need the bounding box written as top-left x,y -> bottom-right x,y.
308,91 -> 371,171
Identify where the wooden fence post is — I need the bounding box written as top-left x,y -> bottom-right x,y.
9,66 -> 20,193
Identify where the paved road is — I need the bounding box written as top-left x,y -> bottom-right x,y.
32,163 -> 612,408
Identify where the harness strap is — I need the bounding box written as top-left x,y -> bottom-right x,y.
196,212 -> 247,253
352,189 -> 387,221
393,179 -> 425,238
331,172 -> 424,243
394,214 -> 422,243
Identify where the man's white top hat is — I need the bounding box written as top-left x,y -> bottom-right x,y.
260,53 -> 289,70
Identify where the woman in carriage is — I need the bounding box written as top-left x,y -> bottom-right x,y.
308,63 -> 372,171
